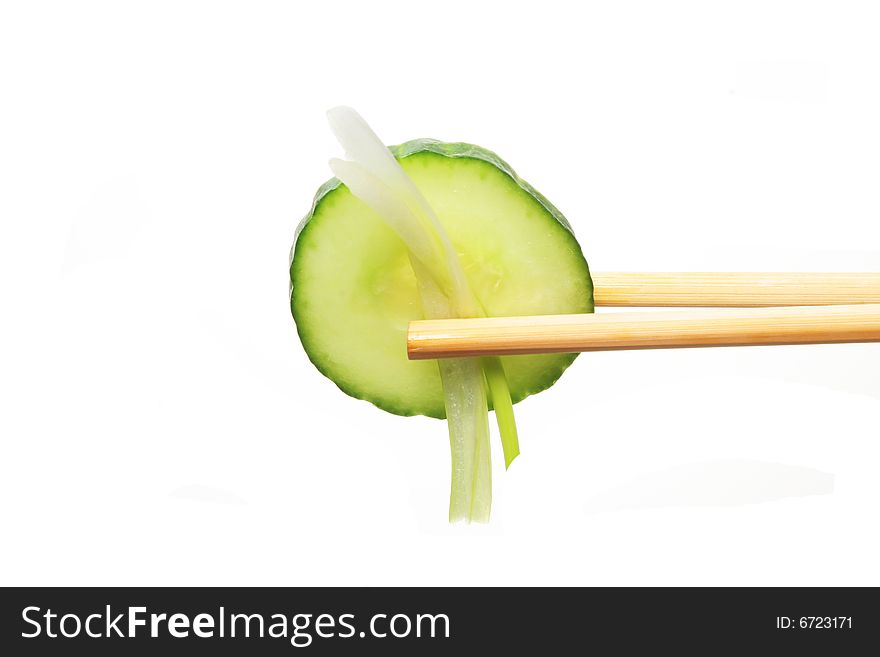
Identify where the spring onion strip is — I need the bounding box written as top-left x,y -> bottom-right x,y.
327,106 -> 516,522
483,357 -> 520,469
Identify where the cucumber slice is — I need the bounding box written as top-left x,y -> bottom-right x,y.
290,139 -> 593,419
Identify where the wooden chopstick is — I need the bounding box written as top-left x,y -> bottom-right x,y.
407,304 -> 880,360
593,272 -> 880,307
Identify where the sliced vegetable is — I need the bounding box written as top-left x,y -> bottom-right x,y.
289,108 -> 593,521
291,136 -> 593,419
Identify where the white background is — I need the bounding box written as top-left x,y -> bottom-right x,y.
2,1 -> 879,586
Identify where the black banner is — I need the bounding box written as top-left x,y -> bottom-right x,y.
0,587 -> 873,654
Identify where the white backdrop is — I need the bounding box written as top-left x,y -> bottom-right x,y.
2,1 -> 879,586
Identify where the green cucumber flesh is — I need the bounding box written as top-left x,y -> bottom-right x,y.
290,139 -> 593,419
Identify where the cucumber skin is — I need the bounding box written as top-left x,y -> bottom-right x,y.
290,139 -> 594,419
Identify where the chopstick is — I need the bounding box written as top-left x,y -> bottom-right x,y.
407,304 -> 880,360
592,272 -> 880,307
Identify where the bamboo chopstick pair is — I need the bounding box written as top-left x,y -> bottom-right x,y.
407,273 -> 880,360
